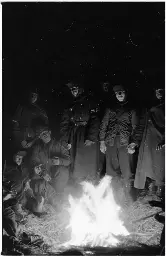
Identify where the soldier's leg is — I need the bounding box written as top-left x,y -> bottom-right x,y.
118,145 -> 136,203
3,207 -> 18,237
53,167 -> 69,194
118,145 -> 133,183
105,144 -> 120,177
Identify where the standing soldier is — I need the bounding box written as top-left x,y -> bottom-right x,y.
60,81 -> 100,184
98,81 -> 112,178
99,84 -> 138,199
12,89 -> 48,150
133,85 -> 165,198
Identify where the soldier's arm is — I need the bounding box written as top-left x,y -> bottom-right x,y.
60,109 -> 71,143
99,108 -> 111,142
51,141 -> 71,166
131,108 -> 147,146
86,104 -> 100,142
12,104 -> 23,128
30,145 -> 43,171
59,144 -> 71,166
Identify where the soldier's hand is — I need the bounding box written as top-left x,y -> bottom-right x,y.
127,143 -> 137,154
156,142 -> 165,150
67,144 -> 72,150
85,140 -> 94,146
21,140 -> 28,148
3,193 -> 13,201
100,141 -> 106,154
52,157 -> 60,165
24,181 -> 30,191
43,173 -> 51,182
3,190 -> 16,201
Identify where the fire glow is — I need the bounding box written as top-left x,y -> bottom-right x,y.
63,175 -> 130,248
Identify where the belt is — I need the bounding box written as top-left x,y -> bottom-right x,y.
74,121 -> 87,127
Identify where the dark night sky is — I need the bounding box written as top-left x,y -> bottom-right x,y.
2,2 -> 165,138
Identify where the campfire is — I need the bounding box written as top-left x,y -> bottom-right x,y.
63,175 -> 130,248
16,175 -> 163,255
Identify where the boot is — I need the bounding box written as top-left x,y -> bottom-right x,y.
123,180 -> 134,205
156,185 -> 165,199
147,181 -> 156,196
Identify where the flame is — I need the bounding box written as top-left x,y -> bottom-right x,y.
63,175 -> 130,248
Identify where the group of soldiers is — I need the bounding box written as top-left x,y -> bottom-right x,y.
3,80 -> 165,251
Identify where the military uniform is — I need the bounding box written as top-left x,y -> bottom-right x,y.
134,102 -> 165,191
60,93 -> 100,183
12,102 -> 48,149
3,163 -> 29,237
29,138 -> 71,204
99,100 -> 138,186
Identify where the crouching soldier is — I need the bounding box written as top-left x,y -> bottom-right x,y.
2,150 -> 33,240
29,125 -> 71,209
3,150 -> 31,224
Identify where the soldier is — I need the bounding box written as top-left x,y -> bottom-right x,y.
99,84 -> 139,199
60,81 -> 100,184
29,125 -> 71,208
3,150 -> 30,238
98,81 -> 112,178
12,89 -> 48,150
133,85 -> 165,198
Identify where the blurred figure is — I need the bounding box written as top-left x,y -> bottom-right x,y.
12,89 -> 48,150
28,125 -> 71,209
98,80 -> 112,177
3,150 -> 30,238
60,81 -> 100,184
134,86 -> 165,198
99,84 -> 139,199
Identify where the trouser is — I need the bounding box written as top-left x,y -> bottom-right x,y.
3,207 -> 18,237
51,166 -> 69,193
106,137 -> 133,185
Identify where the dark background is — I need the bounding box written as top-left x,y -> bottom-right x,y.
2,2 -> 165,142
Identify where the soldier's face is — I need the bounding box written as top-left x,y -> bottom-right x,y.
71,87 -> 79,97
31,93 -> 38,103
103,83 -> 109,92
115,91 -> 126,102
40,130 -> 51,143
155,89 -> 164,100
15,155 -> 23,166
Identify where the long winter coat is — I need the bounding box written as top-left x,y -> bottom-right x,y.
134,103 -> 165,189
60,94 -> 100,182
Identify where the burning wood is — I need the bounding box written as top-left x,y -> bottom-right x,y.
63,175 -> 129,248
9,176 -> 163,255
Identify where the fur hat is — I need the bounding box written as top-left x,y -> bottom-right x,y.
35,125 -> 49,137
13,150 -> 27,161
66,80 -> 83,89
16,150 -> 27,157
66,81 -> 78,89
112,84 -> 126,93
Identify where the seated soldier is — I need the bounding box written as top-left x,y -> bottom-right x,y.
29,125 -> 71,209
3,150 -> 32,238
3,150 -> 30,220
